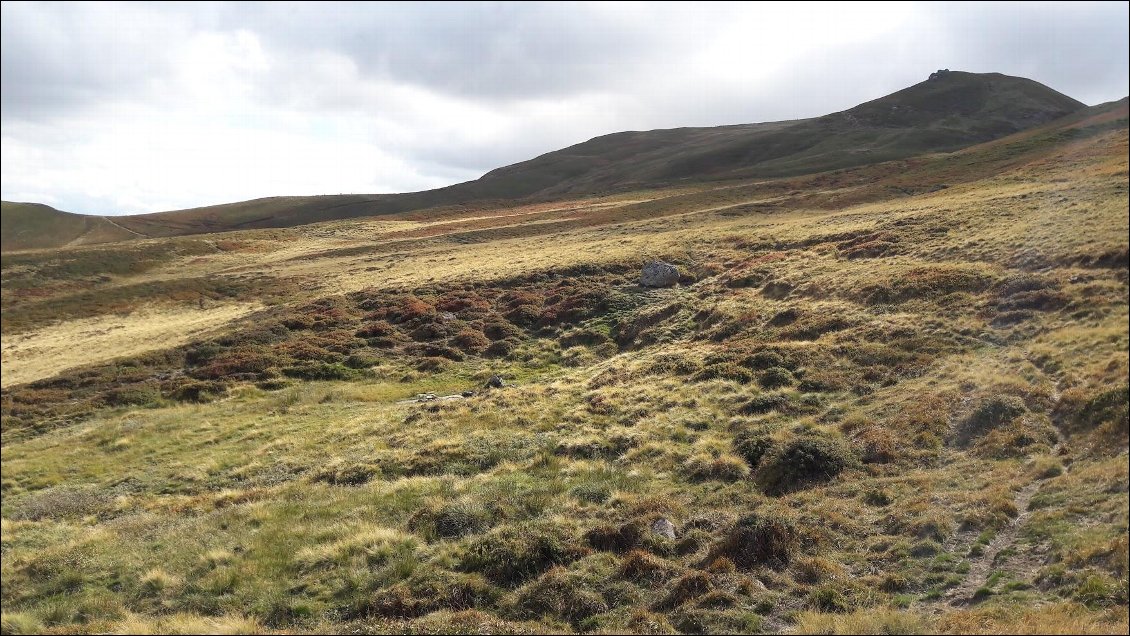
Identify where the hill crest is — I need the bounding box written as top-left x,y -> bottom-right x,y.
1,71 -> 1093,251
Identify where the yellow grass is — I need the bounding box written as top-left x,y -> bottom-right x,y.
0,301 -> 261,387
938,602 -> 1130,635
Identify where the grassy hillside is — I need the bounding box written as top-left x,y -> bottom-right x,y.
479,71 -> 1085,196
2,72 -> 1088,251
0,203 -> 141,252
0,89 -> 1126,634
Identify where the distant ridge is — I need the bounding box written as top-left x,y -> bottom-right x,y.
2,71 -> 1096,251
0,202 -> 143,251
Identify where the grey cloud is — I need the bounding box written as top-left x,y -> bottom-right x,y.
918,1 -> 1129,106
214,2 -> 688,101
0,2 -> 191,121
2,1 -> 1128,215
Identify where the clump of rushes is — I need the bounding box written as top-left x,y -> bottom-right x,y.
408,497 -> 495,540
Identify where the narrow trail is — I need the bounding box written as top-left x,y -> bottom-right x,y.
100,215 -> 150,238
62,216 -> 152,248
942,468 -> 1054,607
942,378 -> 1068,608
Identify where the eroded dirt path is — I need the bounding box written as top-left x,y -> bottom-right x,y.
942,378 -> 1068,607
942,469 -> 1054,607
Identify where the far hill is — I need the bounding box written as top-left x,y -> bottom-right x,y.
2,71 -> 1091,250
0,202 -> 143,251
468,70 -> 1087,196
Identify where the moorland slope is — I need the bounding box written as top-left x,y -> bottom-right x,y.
1,78 -> 1126,634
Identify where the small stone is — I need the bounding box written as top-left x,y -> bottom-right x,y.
485,375 -> 504,389
461,390 -> 475,398
640,261 -> 679,288
651,517 -> 677,540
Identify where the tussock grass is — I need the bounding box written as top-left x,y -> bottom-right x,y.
1,111 -> 1126,634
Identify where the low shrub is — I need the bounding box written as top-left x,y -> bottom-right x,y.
808,585 -> 851,612
742,350 -> 786,370
384,296 -> 435,324
403,343 -> 465,361
1057,385 -> 1129,438
656,571 -> 714,609
618,549 -> 677,582
756,434 -> 856,495
759,366 -> 795,389
165,379 -> 227,402
733,429 -> 776,469
586,522 -> 643,554
356,320 -> 397,338
344,353 -> 380,369
276,340 -> 340,362
682,454 -> 751,482
103,382 -> 164,407
483,321 -> 522,341
505,305 -> 543,328
740,393 -> 792,415
570,483 -> 613,504
281,363 -> 361,381
768,307 -> 801,326
484,339 -> 518,358
515,567 -> 609,624
310,462 -> 378,486
435,292 -> 491,314
645,352 -> 703,377
461,521 -> 587,585
409,320 -> 460,343
560,328 -> 612,348
452,328 -> 490,353
953,395 -> 1027,447
365,570 -> 498,618
192,347 -> 280,380
709,511 -> 799,570
855,427 -> 898,464
863,265 -> 994,304
693,364 -> 756,384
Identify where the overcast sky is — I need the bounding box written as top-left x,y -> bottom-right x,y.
2,1 -> 1127,215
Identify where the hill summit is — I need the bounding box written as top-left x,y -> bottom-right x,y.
1,71 -> 1089,250
472,70 -> 1085,197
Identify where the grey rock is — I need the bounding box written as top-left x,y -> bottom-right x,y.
640,261 -> 679,288
650,517 -> 677,540
485,375 -> 504,389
